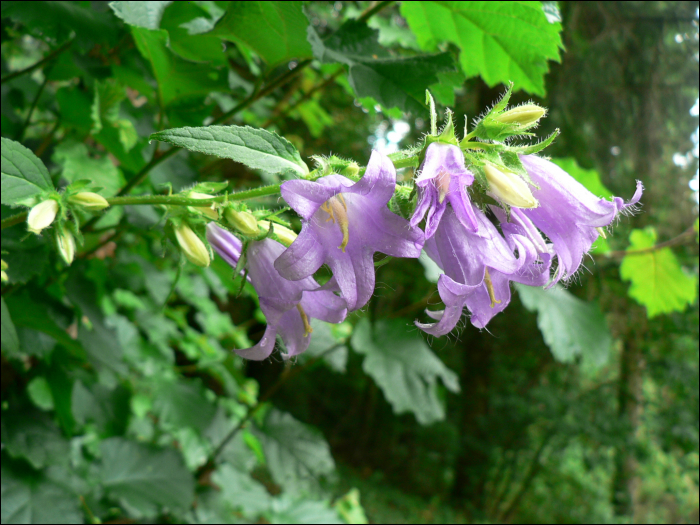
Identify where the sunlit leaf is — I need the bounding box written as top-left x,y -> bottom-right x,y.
1,138 -> 53,207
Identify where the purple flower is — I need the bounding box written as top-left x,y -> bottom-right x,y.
410,142 -> 479,238
274,151 -> 424,311
417,203 -> 551,335
207,224 -> 347,360
518,155 -> 643,282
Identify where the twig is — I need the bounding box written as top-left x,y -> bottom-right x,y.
598,226 -> 696,259
15,73 -> 50,142
358,1 -> 394,22
1,39 -> 73,84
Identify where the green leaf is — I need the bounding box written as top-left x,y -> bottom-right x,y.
211,464 -> 271,519
26,377 -> 54,411
1,410 -> 69,470
620,228 -> 698,318
254,409 -> 335,494
131,26 -> 229,107
516,284 -> 613,367
1,463 -> 82,524
299,319 -> 348,373
98,437 -> 195,517
159,1 -> 227,65
210,1 -> 312,67
1,138 -> 53,207
150,125 -> 309,176
350,318 -> 460,425
334,489 -> 368,525
400,1 -> 563,95
109,0 -> 172,30
308,20 -> 456,115
152,378 -> 217,431
267,497 -> 343,524
1,298 -> 20,356
53,141 -> 125,197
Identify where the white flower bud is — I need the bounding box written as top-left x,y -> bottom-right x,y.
68,192 -> 110,210
483,164 -> 538,208
27,199 -> 59,234
1,260 -> 7,283
496,104 -> 546,127
56,227 -> 76,265
224,208 -> 259,236
189,192 -> 219,220
174,223 -> 210,267
258,221 -> 297,247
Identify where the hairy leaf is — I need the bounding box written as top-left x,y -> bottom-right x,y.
351,318 -> 460,425
1,138 -> 53,207
109,1 -> 172,30
150,125 -> 309,176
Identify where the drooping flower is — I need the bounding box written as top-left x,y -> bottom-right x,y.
207,223 -> 347,360
417,203 -> 552,335
518,155 -> 643,282
274,151 -> 423,311
410,142 -> 479,238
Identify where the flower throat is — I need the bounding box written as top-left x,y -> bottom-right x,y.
320,194 -> 350,252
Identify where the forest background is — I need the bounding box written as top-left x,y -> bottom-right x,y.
1,1 -> 698,523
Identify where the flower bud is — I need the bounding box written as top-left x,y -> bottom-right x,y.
174,223 -> 210,267
189,192 -> 219,220
495,104 -> 546,127
483,164 -> 538,208
259,221 -> 297,247
340,162 -> 360,178
56,227 -> 76,265
224,208 -> 259,236
68,192 -> 110,210
1,260 -> 7,283
27,199 -> 59,234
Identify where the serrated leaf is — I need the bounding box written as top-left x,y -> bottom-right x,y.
516,284 -> 613,367
254,409 -> 335,494
400,1 -> 563,95
308,21 -> 456,115
211,464 -> 271,519
1,410 -> 69,470
53,141 -> 124,197
152,378 -> 217,431
1,138 -> 53,207
109,1 -> 172,30
350,318 -> 460,425
267,497 -> 343,524
1,463 -> 82,525
620,228 -> 698,317
1,298 -> 19,355
98,437 -> 194,518
210,1 -> 312,67
150,125 -> 309,176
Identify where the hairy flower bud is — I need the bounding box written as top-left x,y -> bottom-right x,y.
258,221 -> 297,247
68,192 -> 110,210
189,192 -> 219,220
1,260 -> 7,283
495,104 -> 546,127
174,223 -> 210,267
483,164 -> 538,208
56,227 -> 76,265
27,199 -> 59,234
224,208 -> 259,236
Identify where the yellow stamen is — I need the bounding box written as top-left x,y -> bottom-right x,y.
319,194 -> 350,252
296,304 -> 313,337
596,227 -> 607,239
484,268 -> 502,308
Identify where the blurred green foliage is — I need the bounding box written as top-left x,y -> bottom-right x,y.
1,1 -> 698,524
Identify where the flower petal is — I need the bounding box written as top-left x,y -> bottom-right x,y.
235,324 -> 278,360
274,224 -> 326,281
350,150 -> 397,203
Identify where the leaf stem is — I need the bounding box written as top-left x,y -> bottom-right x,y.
597,226 -> 697,259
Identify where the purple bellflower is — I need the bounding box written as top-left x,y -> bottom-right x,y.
206,224 -> 347,360
274,151 -> 424,311
518,155 -> 643,282
410,142 -> 480,238
417,203 -> 552,335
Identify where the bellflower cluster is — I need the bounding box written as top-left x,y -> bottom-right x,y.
201,91 -> 642,357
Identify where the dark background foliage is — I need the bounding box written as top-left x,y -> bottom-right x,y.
1,1 -> 698,523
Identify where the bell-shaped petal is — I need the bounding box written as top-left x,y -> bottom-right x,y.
275,151 -> 423,311
411,142 -> 479,238
207,224 -> 347,360
518,155 -> 643,282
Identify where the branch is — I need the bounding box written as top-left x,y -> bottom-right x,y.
597,226 -> 697,259
1,39 -> 73,84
